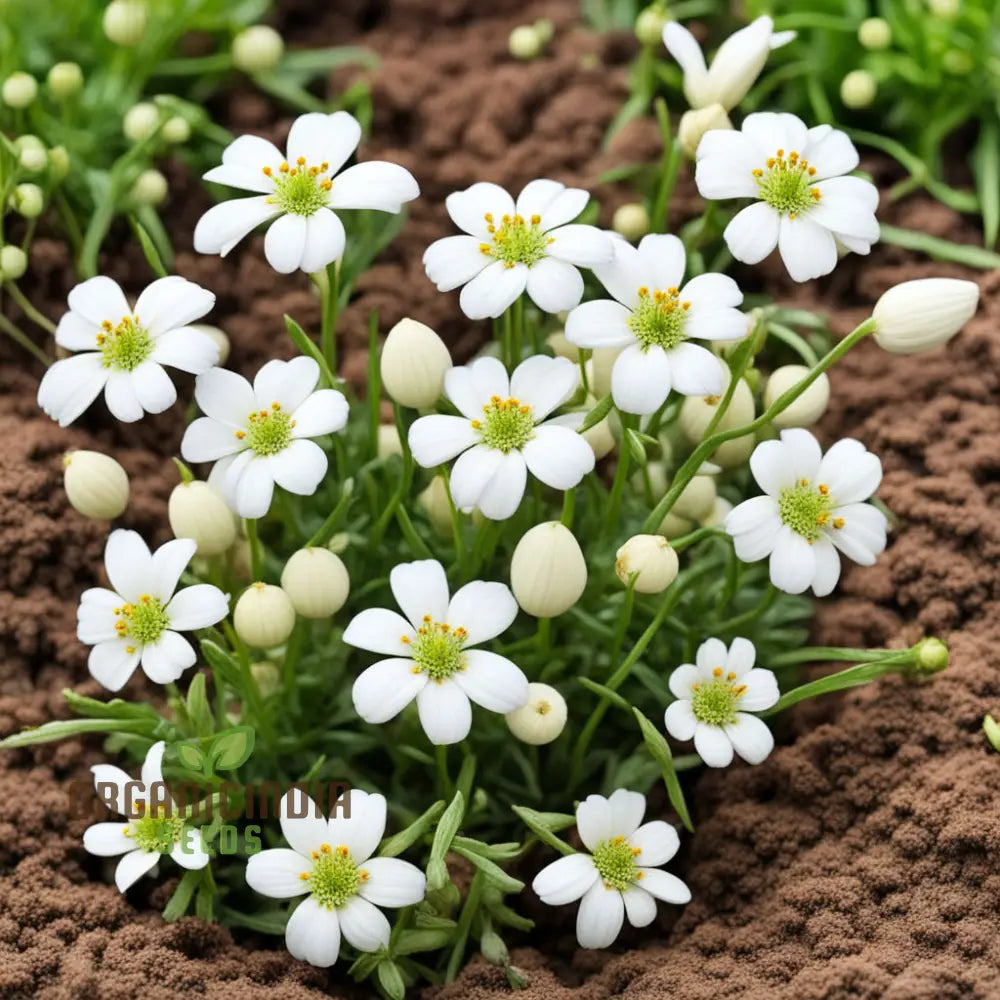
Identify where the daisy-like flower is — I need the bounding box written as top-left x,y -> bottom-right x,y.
245,788 -> 426,968
78,530 -> 228,691
180,357 -> 349,519
408,355 -> 594,520
532,788 -> 690,948
82,741 -> 210,892
423,179 -> 613,319
724,428 -> 888,596
194,111 -> 419,274
664,637 -> 780,768
565,234 -> 746,415
695,112 -> 880,282
37,275 -> 219,427
343,559 -> 528,745
663,16 -> 795,111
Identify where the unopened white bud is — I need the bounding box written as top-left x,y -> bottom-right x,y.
103,0 -> 148,46
671,474 -> 716,521
612,203 -> 650,242
546,331 -> 580,362
701,495 -> 733,528
858,17 -> 891,50
928,0 -> 958,17
123,102 -> 160,142
48,146 -> 69,180
635,7 -> 668,46
280,547 -> 350,619
764,365 -> 830,428
188,323 -> 230,365
615,534 -> 679,593
510,522 -> 587,618
380,318 -> 452,409
508,25 -> 542,60
10,183 -> 44,219
132,168 -> 167,206
419,476 -> 454,536
679,104 -> 732,159
232,25 -> 285,73
250,661 -> 281,698
19,145 -> 47,173
840,70 -> 876,109
590,347 -> 620,398
658,511 -> 694,540
63,450 -> 130,519
228,538 -> 253,582
47,62 -> 83,100
872,278 -> 979,354
234,583 -> 296,648
377,423 -> 402,459
2,72 -> 37,108
0,245 -> 27,280
679,366 -> 756,467
505,683 -> 568,745
168,480 -> 237,556
534,19 -> 555,44
162,116 -> 190,144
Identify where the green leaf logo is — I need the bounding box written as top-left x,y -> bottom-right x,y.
211,726 -> 255,770
176,743 -> 208,772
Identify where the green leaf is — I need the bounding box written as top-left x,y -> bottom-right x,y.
284,314 -> 336,388
511,806 -> 576,857
62,689 -> 159,721
163,869 -> 201,922
127,214 -> 169,278
376,960 -> 406,1000
394,928 -> 455,955
879,223 -> 1000,270
429,790 -> 465,867
624,427 -> 647,466
633,708 -> 694,832
451,845 -> 524,894
0,717 -> 155,749
577,677 -> 632,712
185,673 -> 214,739
578,393 -> 614,433
378,800 -> 445,859
487,902 -> 534,932
452,836 -> 521,861
972,120 -> 999,248
210,725 -> 255,770
200,639 -> 243,689
279,46 -> 379,74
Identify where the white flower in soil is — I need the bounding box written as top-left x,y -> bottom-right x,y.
664,637 -> 780,768
663,16 -> 796,111
245,788 -> 426,968
78,530 -> 229,691
180,357 -> 348,519
194,111 -> 419,274
564,234 -> 746,415
532,788 -> 690,948
82,741 -> 210,891
695,112 -> 879,282
37,275 -> 219,426
724,428 -> 888,596
343,559 -> 529,745
408,355 -> 594,520
423,179 -> 614,319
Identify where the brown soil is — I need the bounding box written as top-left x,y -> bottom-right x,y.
2,1 -> 1000,998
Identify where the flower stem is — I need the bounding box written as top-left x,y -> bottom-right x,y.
0,311 -> 51,367
245,519 -> 263,580
436,744 -> 452,799
319,262 -> 340,374
604,413 -> 634,536
560,487 -> 575,528
4,281 -> 57,335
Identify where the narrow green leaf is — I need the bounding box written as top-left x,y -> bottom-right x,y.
0,717 -> 155,749
451,845 -> 524,894
128,214 -> 169,278
378,800 -> 445,858
633,708 -> 694,832
200,639 -> 242,689
185,673 -> 214,739
376,960 -> 406,1000
577,677 -> 632,712
429,790 -> 465,867
879,223 -> 1000,270
280,46 -> 379,73
578,392 -> 613,432
452,836 -> 521,861
62,689 -> 159,721
284,314 -> 337,387
624,427 -> 647,466
972,120 -> 999,248
394,928 -> 454,955
511,806 -> 576,857
163,869 -> 201,922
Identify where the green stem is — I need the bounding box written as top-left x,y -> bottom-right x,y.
560,487 -> 575,528
0,311 -> 51,367
604,414 -> 634,536
4,282 -> 57,334
244,519 -> 263,580
320,263 -> 340,374
715,584 -> 777,635
436,744 -> 452,799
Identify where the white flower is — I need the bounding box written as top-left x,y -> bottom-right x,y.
423,179 -> 613,319
194,111 -> 419,274
664,637 -> 780,767
695,112 -> 880,282
532,788 -> 690,948
37,275 -> 219,427
663,16 -> 795,111
872,277 -> 980,354
78,530 -> 229,691
343,559 -> 529,745
245,788 -> 426,968
565,234 -> 745,414
724,428 -> 888,596
180,357 -> 348,519
408,355 -> 594,520
82,741 -> 210,891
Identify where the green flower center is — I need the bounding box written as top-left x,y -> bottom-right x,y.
114,595 -> 170,647
592,836 -> 640,891
479,212 -> 551,268
473,396 -> 536,453
97,316 -> 154,372
304,844 -> 368,910
690,673 -> 746,727
265,158 -> 331,217
408,618 -> 467,681
628,287 -> 690,351
243,404 -> 294,456
129,808 -> 186,853
753,149 -> 822,218
778,479 -> 838,542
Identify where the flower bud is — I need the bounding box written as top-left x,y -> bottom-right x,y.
103,0 -> 148,45
658,511 -> 694,539
510,521 -> 587,618
615,534 -> 679,593
162,116 -> 190,144
377,423 -> 402,459
858,17 -> 891,50
534,19 -> 555,44
671,474 -> 716,521
508,25 -> 542,60
872,278 -> 979,355
419,476 -> 454,536
943,50 -> 973,76
701,495 -> 733,528
168,480 -> 237,556
251,661 -> 281,698
915,637 -> 949,674
505,683 -> 568,745
2,72 -> 37,108
123,102 -> 160,142
764,365 -> 830,428
10,183 -> 44,219
19,145 -> 47,173
234,583 -> 296,648
928,0 -> 958,17
47,62 -> 83,100
48,146 -> 69,180
612,203 -> 650,242
280,547 -> 350,619
590,347 -> 620,398
232,25 -> 285,73
983,715 -> 1000,753
188,323 -> 230,365
132,168 -> 167,206
840,70 -> 876,109
380,318 -> 452,409
63,450 -> 130,519
546,331 -> 580,362
635,7 -> 668,47
228,537 -> 253,582
679,104 -> 732,159
679,367 -> 756,468
0,244 -> 27,280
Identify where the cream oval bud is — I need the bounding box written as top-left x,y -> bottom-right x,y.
2,72 -> 37,108
377,423 -> 403,459
0,244 -> 27,280
671,474 -> 716,521
234,583 -> 296,648
228,538 -> 253,582
9,183 -> 42,218
872,278 -> 979,355
103,0 -> 148,45
232,25 -> 285,73
508,24 -> 542,60
162,116 -> 190,144
679,368 -> 756,467
189,323 -> 230,365
132,168 -> 167,206
510,521 -> 587,618
168,480 -> 237,556
251,661 -> 281,698
764,365 -> 830,428
615,534 -> 679,594
19,145 -> 47,173
658,511 -> 694,540
840,70 -> 876,109
47,61 -> 83,100
612,203 -> 650,242
505,683 -> 568,745
679,104 -> 732,159
590,347 -> 621,398
419,476 -> 454,536
635,7 -> 668,46
280,547 -> 350,619
48,145 -> 69,181
701,495 -> 733,528
546,331 -> 580,362
380,318 -> 452,409
858,17 -> 891,50
63,450 -> 130,519
123,101 -> 160,142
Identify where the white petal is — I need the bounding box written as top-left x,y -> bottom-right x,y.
391,559 -> 450,627
828,502 -> 887,565
135,277 -> 215,337
193,196 -> 280,256
522,424 -> 595,489
611,343 -> 671,416
778,215 -> 838,282
246,848 -> 311,898
149,537 -> 197,600
423,235 -> 489,292
576,794 -> 614,852
666,342 -> 726,396
636,234 -> 687,291
165,585 -> 229,631
446,182 -> 515,239
194,367 -> 255,428
327,161 -> 418,212
517,180 -> 582,229
696,637 -> 729,674
459,261 -> 528,320
668,663 -> 702,700
454,650 -> 528,712
126,361 -> 181,412
817,439 -> 882,503
576,882 -> 624,949
285,896 -> 341,968
266,439 -> 327,496
511,355 -> 579,419
232,456 -> 275,519
88,641 -> 141,692
353,658 -> 426,723
662,22 -> 708,94
803,125 -> 859,180
447,581 -> 518,645
607,789 -> 646,837
630,822 -> 680,867
448,356 -> 510,414
37,354 -> 108,426
724,712 -> 774,765
724,202 -> 780,264
298,208 -> 346,273
749,441 -> 797,496
417,680 -> 472,744
151,326 -> 220,374
171,827 -> 210,870
264,213 -> 307,274
725,495 -> 781,536
408,415 -> 478,468
77,589 -> 121,644
181,417 -> 245,463
545,225 -> 613,268
141,631 -> 196,684
810,178 -> 879,240
810,536 -> 842,597
475,450 -> 527,520
220,133 -> 284,171
290,389 -> 349,438
532,853 -> 599,905
707,15 -> 775,109
637,868 -> 691,904
103,371 -> 144,423
525,257 -> 584,313
742,112 -> 808,160
780,427 -> 824,483
592,240 -> 644,308
337,895 -> 391,952
623,885 -> 658,928
725,637 -> 756,677
739,669 -> 780,711
344,609 -> 415,654
694,131 -> 761,198
768,525 -> 817,594
664,699 -> 697,741
449,444 -> 505,512
564,300 -> 635,349
67,276 -> 131,327
104,530 -> 152,602
328,790 -> 386,863
287,111 -> 361,173
358,857 -> 426,908
694,723 -> 734,767
253,357 -> 321,412
115,849 -> 160,892
203,162 -> 275,194
681,271 -> 744,313
280,789 -> 329,857
90,763 -> 136,816
83,822 -> 134,857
